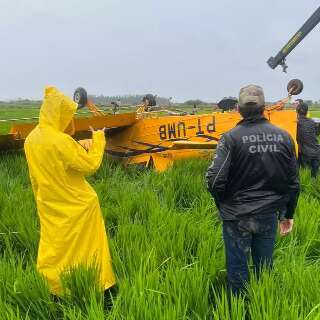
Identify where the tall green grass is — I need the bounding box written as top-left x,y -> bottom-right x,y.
0,153 -> 320,319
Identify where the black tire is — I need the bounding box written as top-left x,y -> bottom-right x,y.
287,79 -> 303,95
73,87 -> 88,109
142,94 -> 156,107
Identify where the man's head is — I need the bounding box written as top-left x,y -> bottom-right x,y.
296,101 -> 308,116
293,98 -> 303,109
238,85 -> 265,118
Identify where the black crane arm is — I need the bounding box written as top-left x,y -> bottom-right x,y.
267,6 -> 320,72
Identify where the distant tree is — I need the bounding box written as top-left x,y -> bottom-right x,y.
184,99 -> 206,105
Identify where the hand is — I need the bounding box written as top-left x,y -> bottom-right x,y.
279,219 -> 294,236
89,126 -> 106,133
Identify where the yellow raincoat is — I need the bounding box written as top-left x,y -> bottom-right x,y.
24,87 -> 115,294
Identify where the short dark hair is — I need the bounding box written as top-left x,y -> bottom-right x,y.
296,102 -> 308,116
238,102 -> 265,118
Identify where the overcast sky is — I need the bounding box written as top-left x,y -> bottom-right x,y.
0,0 -> 319,102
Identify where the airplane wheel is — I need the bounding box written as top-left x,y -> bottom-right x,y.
287,79 -> 303,95
73,87 -> 88,109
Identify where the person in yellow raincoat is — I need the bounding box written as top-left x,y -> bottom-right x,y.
24,86 -> 116,295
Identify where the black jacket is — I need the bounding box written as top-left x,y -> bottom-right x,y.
206,116 -> 300,220
297,116 -> 320,159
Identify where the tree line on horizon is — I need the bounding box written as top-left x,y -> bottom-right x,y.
0,96 -> 319,107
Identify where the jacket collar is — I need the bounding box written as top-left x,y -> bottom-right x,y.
237,115 -> 268,126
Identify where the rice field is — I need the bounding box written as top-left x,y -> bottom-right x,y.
1,151 -> 320,319
1,104 -> 320,319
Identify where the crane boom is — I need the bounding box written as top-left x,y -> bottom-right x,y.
267,6 -> 320,72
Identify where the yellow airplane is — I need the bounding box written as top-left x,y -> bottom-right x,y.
0,79 -> 303,171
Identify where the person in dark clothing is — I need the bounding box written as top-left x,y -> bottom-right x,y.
296,101 -> 320,178
206,85 -> 300,295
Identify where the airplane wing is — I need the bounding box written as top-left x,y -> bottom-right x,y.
0,113 -> 137,152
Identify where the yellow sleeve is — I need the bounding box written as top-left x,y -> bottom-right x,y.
62,131 -> 106,176
24,143 -> 39,199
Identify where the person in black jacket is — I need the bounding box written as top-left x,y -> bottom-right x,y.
296,101 -> 320,178
206,85 -> 300,295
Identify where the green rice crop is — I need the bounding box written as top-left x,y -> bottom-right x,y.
0,153 -> 320,319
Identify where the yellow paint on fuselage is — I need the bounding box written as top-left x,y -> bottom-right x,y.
3,109 -> 297,171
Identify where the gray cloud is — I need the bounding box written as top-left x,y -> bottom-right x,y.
0,0 -> 319,101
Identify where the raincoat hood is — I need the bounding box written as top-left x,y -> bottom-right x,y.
39,87 -> 77,131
